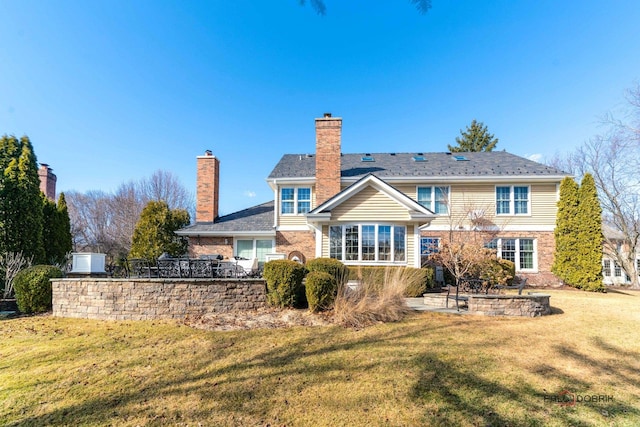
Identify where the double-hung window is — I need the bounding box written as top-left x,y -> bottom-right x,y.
417,186 -> 449,214
280,187 -> 311,215
486,237 -> 536,271
496,186 -> 529,215
603,260 -> 612,277
614,261 -> 622,277
329,224 -> 406,263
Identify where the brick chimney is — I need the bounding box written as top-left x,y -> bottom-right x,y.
196,150 -> 220,223
38,163 -> 57,201
315,113 -> 342,205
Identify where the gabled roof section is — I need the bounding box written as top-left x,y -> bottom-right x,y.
268,151 -> 569,181
306,174 -> 435,222
176,201 -> 275,236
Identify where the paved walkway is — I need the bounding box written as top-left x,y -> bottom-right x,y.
405,297 -> 469,314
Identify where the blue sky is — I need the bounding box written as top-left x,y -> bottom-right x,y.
1,1 -> 639,216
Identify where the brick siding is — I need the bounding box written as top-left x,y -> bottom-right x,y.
196,153 -> 220,222
276,230 -> 316,262
315,116 -> 342,205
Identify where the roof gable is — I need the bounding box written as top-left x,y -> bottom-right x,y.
306,174 -> 435,222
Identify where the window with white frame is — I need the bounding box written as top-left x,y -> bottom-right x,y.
495,185 -> 529,215
329,224 -> 406,263
486,237 -> 536,271
603,259 -> 612,277
280,187 -> 311,215
614,261 -> 622,277
417,186 -> 449,214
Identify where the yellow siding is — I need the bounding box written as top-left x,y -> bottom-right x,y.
322,224 -> 329,256
279,214 -> 308,227
332,186 -> 412,221
399,183 -> 558,228
276,185 -> 316,227
406,225 -> 415,266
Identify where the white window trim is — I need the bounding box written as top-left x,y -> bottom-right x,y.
495,185 -> 531,216
330,224 -> 407,264
493,237 -> 537,272
416,185 -> 450,215
602,259 -> 612,277
280,187 -> 311,215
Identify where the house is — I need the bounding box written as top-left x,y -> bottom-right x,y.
601,225 -> 639,286
177,114 -> 570,286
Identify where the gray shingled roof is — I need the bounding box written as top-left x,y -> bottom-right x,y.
177,201 -> 274,235
268,151 -> 568,179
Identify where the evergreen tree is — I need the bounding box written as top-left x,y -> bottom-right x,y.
129,200 -> 190,260
0,135 -> 45,263
0,135 -> 21,255
448,119 -> 499,152
552,177 -> 579,284
575,173 -> 605,291
42,193 -> 73,265
42,196 -> 57,260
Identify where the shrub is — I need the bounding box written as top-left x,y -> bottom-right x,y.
347,266 -> 434,297
479,258 -> 515,286
13,265 -> 63,314
334,267 -> 420,328
305,258 -> 349,286
262,259 -> 307,308
305,271 -> 337,312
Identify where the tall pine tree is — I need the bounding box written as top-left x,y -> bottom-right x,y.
0,135 -> 45,263
552,177 -> 580,284
553,174 -> 605,291
575,173 -> 605,291
448,119 -> 499,152
42,193 -> 73,265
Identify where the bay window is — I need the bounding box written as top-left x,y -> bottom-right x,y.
329,224 -> 406,263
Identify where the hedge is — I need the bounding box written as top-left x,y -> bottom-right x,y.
14,265 -> 63,314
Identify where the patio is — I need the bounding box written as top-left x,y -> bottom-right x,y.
128,256 -> 260,279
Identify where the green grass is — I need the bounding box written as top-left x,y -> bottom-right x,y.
1,289 -> 639,426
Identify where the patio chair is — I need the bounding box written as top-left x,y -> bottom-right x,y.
445,282 -> 469,312
236,258 -> 259,277
493,277 -> 527,295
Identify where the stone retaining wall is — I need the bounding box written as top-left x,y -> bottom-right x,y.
468,294 -> 551,317
422,294 -> 448,308
52,278 -> 268,321
422,293 -> 551,317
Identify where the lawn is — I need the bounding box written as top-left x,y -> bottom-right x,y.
1,289 -> 639,426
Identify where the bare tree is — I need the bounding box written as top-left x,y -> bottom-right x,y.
426,196 -> 509,288
65,169 -> 194,265
1,252 -> 33,299
562,85 -> 640,288
66,190 -> 113,253
139,170 -> 194,214
108,182 -> 145,256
